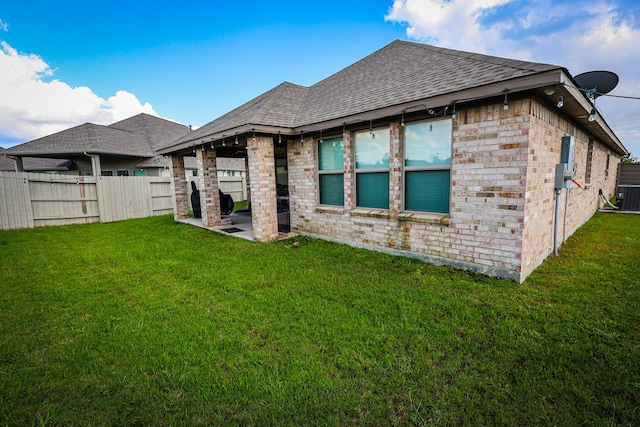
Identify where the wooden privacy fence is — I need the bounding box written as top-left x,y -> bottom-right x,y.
0,172 -> 174,230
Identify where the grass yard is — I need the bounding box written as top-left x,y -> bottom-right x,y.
0,213 -> 638,425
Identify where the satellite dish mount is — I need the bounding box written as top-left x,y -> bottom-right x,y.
573,70 -> 619,121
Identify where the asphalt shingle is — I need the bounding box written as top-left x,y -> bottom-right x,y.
162,40 -> 561,151
5,114 -> 190,158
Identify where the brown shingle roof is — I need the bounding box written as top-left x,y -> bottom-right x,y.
5,113 -> 190,158
0,155 -> 72,171
160,40 -> 562,152
294,40 -> 559,125
109,114 -> 191,151
167,82 -> 308,149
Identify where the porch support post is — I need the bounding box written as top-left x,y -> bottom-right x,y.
247,135 -> 278,242
196,146 -> 221,228
169,154 -> 189,219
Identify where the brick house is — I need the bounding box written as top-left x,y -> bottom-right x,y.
159,40 -> 628,282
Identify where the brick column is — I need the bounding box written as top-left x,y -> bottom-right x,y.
247,135 -> 278,242
389,121 -> 403,220
169,154 -> 189,219
196,146 -> 221,228
343,130 -> 354,212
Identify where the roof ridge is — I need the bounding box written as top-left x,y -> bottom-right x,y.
254,81 -> 309,126
397,39 -> 559,72
250,82 -> 293,123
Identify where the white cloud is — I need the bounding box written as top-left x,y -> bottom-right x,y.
385,0 -> 514,54
0,19 -> 8,32
385,0 -> 640,157
0,41 -> 158,146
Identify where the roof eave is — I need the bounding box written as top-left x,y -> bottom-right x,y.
3,149 -> 155,158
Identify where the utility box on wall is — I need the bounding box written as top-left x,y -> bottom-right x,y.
560,136 -> 575,166
555,136 -> 576,190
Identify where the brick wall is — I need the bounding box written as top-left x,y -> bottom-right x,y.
287,98 -> 621,281
521,100 -> 621,276
289,101 -> 529,281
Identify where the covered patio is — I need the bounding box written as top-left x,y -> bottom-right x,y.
177,209 -> 296,242
177,210 -> 255,240
162,118 -> 294,243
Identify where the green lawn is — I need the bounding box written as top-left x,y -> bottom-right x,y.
0,213 -> 638,426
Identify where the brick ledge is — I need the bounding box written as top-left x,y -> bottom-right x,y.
398,212 -> 451,226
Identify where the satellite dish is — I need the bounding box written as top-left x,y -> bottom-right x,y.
574,70 -> 619,98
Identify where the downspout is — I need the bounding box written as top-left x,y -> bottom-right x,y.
562,187 -> 571,244
84,152 -> 101,176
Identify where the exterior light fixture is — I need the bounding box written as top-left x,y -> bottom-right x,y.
451,103 -> 457,120
400,112 -> 405,127
234,133 -> 239,145
588,108 -> 597,122
222,135 -> 226,147
369,119 -> 375,138
319,129 -> 323,144
503,87 -> 510,111
557,96 -> 564,108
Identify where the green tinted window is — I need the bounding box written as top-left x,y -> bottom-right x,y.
319,174 -> 344,205
319,138 -> 344,171
404,119 -> 452,213
356,172 -> 390,209
405,170 -> 450,213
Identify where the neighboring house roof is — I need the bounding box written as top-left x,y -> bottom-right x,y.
159,39 -> 627,157
4,113 -> 190,159
109,113 -> 192,152
0,146 -> 73,172
0,155 -> 72,172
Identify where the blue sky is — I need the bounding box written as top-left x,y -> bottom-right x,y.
1,0 -> 639,158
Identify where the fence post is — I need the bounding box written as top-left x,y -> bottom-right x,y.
96,175 -> 106,223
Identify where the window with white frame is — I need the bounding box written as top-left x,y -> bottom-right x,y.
403,119 -> 452,213
355,127 -> 390,209
318,137 -> 344,206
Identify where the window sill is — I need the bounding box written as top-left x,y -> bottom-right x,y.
315,205 -> 346,214
398,212 -> 451,226
351,208 -> 390,220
